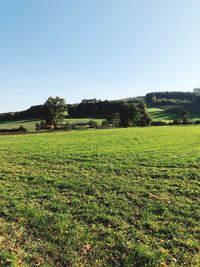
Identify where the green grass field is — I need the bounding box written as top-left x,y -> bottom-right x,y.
0,126 -> 199,266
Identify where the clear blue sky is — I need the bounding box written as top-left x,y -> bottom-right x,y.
0,0 -> 200,112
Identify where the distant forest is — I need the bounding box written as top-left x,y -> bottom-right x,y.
145,91 -> 200,113
0,91 -> 200,122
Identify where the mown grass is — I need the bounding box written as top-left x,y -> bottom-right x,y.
0,126 -> 200,266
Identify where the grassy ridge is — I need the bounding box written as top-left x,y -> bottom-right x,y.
0,127 -> 200,266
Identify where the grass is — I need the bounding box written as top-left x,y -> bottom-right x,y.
0,126 -> 199,266
0,118 -> 41,132
0,117 -> 103,132
147,107 -> 200,122
147,108 -> 177,122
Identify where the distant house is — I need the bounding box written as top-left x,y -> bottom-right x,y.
193,88 -> 200,94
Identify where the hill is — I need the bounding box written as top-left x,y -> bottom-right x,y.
0,126 -> 199,266
1,91 -> 200,130
145,91 -> 200,113
147,107 -> 200,122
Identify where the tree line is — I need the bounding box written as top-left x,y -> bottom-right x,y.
68,99 -> 151,127
38,97 -> 151,129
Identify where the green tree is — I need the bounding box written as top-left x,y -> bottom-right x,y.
107,113 -> 121,126
44,97 -> 67,127
178,109 -> 190,124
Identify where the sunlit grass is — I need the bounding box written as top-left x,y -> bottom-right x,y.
147,107 -> 200,122
0,126 -> 199,266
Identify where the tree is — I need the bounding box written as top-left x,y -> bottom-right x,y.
178,109 -> 190,124
44,97 -> 67,127
106,113 -> 120,127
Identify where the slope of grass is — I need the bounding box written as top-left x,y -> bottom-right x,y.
0,117 -> 103,132
0,118 -> 41,132
147,107 -> 200,122
147,108 -> 177,122
0,126 -> 199,266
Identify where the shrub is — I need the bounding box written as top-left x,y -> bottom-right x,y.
0,126 -> 27,133
36,121 -> 47,130
88,120 -> 99,128
151,121 -> 168,126
18,125 -> 27,132
173,119 -> 181,125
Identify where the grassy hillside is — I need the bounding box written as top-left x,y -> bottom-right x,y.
0,127 -> 199,266
147,107 -> 200,122
0,118 -> 41,132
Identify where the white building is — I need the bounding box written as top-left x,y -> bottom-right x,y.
193,88 -> 200,94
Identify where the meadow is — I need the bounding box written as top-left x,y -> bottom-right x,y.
147,108 -> 200,122
0,126 -> 200,266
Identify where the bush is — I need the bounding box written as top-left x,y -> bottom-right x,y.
101,120 -> 109,128
88,120 -> 99,128
36,121 -> 47,130
18,125 -> 27,132
0,126 -> 27,133
173,119 -> 181,125
151,121 -> 168,126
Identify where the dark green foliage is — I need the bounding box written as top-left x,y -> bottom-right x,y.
101,120 -> 109,127
178,109 -> 190,124
106,112 -> 121,126
145,91 -> 200,114
151,121 -> 168,126
44,97 -> 67,127
0,105 -> 46,121
0,125 -> 27,133
145,91 -> 194,105
173,119 -> 181,125
119,102 -> 151,127
69,100 -> 151,127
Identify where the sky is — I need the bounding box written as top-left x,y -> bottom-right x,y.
0,0 -> 200,112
